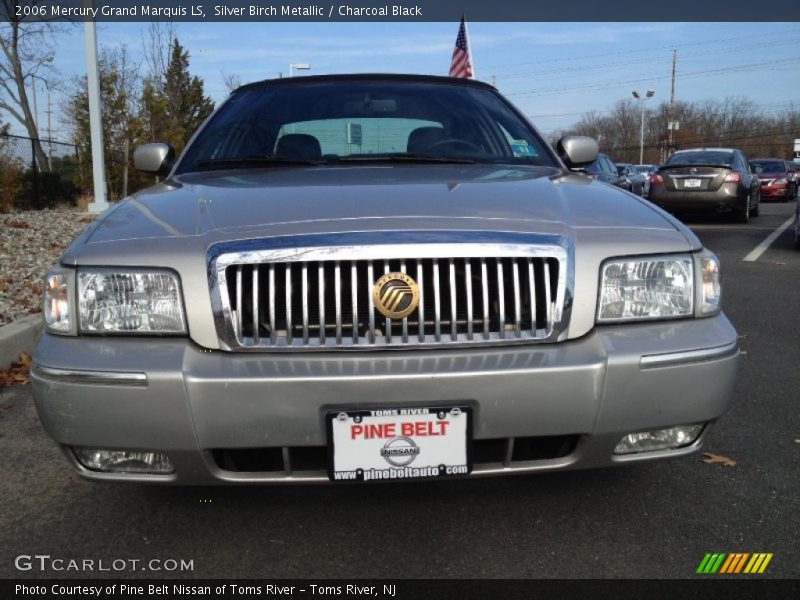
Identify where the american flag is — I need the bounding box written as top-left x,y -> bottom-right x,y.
449,16 -> 474,79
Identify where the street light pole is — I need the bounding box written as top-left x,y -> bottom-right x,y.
632,89 -> 654,165
289,63 -> 310,77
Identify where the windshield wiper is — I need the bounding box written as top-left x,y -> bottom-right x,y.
336,153 -> 477,165
195,155 -> 323,170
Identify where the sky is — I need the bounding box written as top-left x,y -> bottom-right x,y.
13,21 -> 800,142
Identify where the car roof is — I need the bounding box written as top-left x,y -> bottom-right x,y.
750,158 -> 787,162
235,73 -> 498,93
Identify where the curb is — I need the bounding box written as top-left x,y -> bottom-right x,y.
0,315 -> 45,370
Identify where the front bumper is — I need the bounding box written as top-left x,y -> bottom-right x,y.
31,314 -> 739,484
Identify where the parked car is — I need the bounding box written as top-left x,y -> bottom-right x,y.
649,148 -> 761,223
749,158 -> 797,202
795,198 -> 800,250
31,74 -> 738,484
635,164 -> 659,197
582,153 -> 630,191
615,162 -> 646,196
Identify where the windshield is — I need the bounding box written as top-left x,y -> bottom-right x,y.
175,80 -> 556,173
750,160 -> 785,172
665,151 -> 733,167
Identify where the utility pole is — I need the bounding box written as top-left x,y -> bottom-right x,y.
667,50 -> 677,157
85,10 -> 109,214
46,91 -> 52,171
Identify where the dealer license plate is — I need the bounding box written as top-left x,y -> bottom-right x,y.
327,407 -> 471,482
684,178 -> 702,188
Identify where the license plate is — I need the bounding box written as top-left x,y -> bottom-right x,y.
684,178 -> 702,188
327,407 -> 471,482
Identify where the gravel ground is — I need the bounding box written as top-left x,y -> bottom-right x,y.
0,208 -> 96,325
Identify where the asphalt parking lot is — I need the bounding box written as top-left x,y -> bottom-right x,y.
1,200 -> 797,580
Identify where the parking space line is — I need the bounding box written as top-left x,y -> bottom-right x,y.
742,217 -> 795,262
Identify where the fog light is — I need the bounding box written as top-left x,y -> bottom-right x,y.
73,448 -> 174,474
614,424 -> 704,455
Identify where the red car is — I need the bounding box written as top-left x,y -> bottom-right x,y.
750,158 -> 797,202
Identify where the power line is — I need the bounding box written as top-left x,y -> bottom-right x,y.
506,57 -> 800,97
483,27 -> 800,72
495,36 -> 800,82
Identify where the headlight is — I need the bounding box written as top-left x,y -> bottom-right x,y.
78,269 -> 186,334
43,269 -> 72,334
774,177 -> 787,185
597,255 -> 694,322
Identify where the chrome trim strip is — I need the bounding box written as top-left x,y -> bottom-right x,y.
318,262 -> 325,344
33,365 -> 148,386
640,341 -> 738,369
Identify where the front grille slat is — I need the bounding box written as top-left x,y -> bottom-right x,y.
417,260 -> 425,342
367,261 -> 376,344
449,259 -> 457,340
480,258 -> 489,340
301,263 -> 309,344
285,264 -> 293,345
512,260 -> 522,337
497,259 -> 505,339
465,258 -> 473,341
433,259 -> 442,342
543,260 -> 552,331
220,252 -> 565,350
235,265 -> 243,341
252,265 -> 261,345
528,259 -> 536,337
334,261 -> 342,345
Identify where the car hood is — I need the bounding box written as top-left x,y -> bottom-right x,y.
64,164 -> 700,347
76,164 -> 687,249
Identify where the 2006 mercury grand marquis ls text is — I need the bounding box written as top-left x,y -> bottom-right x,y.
31,75 -> 739,484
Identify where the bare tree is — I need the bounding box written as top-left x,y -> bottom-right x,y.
222,71 -> 242,94
141,21 -> 176,93
0,0 -> 64,171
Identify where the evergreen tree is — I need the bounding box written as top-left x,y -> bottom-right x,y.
161,39 -> 214,153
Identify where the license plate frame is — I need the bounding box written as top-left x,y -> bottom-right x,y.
326,406 -> 473,482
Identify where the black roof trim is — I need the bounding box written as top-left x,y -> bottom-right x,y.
235,73 -> 497,94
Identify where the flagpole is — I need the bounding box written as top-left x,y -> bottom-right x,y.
463,16 -> 475,79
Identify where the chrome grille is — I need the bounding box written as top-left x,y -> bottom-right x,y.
213,249 -> 568,351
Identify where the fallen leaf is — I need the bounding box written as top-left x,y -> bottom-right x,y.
701,453 -> 736,467
0,402 -> 13,412
3,219 -> 31,229
0,352 -> 32,388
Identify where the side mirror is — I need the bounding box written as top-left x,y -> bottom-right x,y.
133,143 -> 175,176
556,136 -> 599,169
